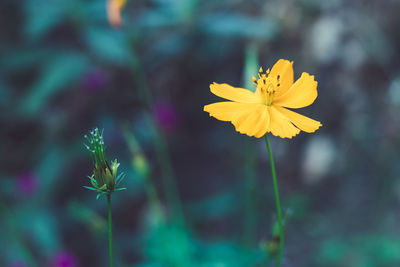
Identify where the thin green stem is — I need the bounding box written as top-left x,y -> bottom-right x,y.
265,135 -> 284,267
120,124 -> 164,217
152,122 -> 185,225
125,32 -> 185,225
107,194 -> 114,267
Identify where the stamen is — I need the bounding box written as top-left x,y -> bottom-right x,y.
254,68 -> 279,106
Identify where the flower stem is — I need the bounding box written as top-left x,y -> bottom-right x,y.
107,194 -> 114,267
125,33 -> 185,225
265,134 -> 284,267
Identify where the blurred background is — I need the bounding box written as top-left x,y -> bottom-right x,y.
1,0 -> 400,266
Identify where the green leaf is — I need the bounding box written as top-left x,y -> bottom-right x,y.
99,184 -> 107,191
35,147 -> 68,198
24,0 -> 65,40
116,173 -> 126,186
200,13 -> 278,39
20,52 -> 89,116
114,187 -> 127,191
84,27 -> 128,65
185,186 -> 239,221
82,186 -> 97,191
89,175 -> 98,187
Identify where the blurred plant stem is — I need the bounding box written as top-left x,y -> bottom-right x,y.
125,32 -> 185,225
151,119 -> 185,224
0,202 -> 37,267
242,43 -> 259,245
126,33 -> 153,106
121,125 -> 163,215
107,194 -> 114,267
265,135 -> 284,267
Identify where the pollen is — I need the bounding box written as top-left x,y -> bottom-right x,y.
256,68 -> 280,106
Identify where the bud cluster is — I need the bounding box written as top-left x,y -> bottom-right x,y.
84,128 -> 126,199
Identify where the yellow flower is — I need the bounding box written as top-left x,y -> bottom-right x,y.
204,59 -> 322,139
107,0 -> 126,28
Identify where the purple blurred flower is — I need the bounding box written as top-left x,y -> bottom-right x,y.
82,68 -> 108,92
17,172 -> 38,196
153,101 -> 180,132
50,251 -> 77,267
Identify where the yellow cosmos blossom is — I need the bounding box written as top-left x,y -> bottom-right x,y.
204,59 -> 322,139
107,0 -> 126,28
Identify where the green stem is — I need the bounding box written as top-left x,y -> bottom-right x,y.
265,135 -> 284,267
107,194 -> 114,267
153,122 -> 185,225
120,124 -> 165,220
126,32 -> 185,225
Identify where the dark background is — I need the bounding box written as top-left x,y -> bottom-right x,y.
1,0 -> 400,266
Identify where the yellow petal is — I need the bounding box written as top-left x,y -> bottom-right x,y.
268,106 -> 300,139
269,59 -> 294,97
210,83 -> 259,103
252,106 -> 270,138
274,106 -> 322,133
204,102 -> 253,122
232,104 -> 266,137
274,72 -> 317,109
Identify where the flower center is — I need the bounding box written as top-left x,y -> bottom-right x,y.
253,67 -> 281,106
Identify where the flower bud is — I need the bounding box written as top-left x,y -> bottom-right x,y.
84,128 -> 126,197
132,154 -> 150,178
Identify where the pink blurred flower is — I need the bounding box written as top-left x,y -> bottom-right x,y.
50,251 -> 77,267
17,172 -> 38,196
153,101 -> 180,132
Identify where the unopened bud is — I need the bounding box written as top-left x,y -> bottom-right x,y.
132,154 -> 149,178
83,128 -> 126,198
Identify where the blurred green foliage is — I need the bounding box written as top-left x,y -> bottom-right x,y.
2,0 -> 400,266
